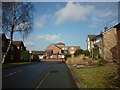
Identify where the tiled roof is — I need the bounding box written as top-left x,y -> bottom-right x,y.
55,42 -> 65,45
32,51 -> 45,54
113,23 -> 120,30
88,35 -> 97,40
12,41 -> 23,46
0,33 -> 6,38
60,46 -> 80,50
45,49 -> 53,54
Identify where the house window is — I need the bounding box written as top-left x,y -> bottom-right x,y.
10,55 -> 14,60
21,46 -> 23,51
11,46 -> 14,51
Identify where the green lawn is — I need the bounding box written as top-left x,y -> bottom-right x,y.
72,65 -> 115,88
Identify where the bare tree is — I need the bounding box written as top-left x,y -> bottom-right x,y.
2,2 -> 34,64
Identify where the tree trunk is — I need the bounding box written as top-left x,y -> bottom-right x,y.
2,3 -> 16,64
2,31 -> 13,64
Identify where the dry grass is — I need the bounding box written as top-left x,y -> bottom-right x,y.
66,54 -> 92,64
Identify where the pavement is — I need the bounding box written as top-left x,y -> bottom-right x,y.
68,65 -> 86,88
37,62 -> 77,88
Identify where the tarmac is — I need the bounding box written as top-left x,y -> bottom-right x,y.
36,62 -> 78,88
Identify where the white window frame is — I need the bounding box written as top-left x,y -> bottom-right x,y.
21,46 -> 23,51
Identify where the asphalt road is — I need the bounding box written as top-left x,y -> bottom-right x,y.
2,62 -> 58,88
2,61 -> 76,88
38,62 -> 76,88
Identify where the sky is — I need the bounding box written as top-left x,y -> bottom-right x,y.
12,2 -> 118,51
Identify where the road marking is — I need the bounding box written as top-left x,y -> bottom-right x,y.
1,70 -> 22,78
35,68 -> 53,89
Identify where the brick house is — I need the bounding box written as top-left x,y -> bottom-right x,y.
1,33 -> 26,63
116,23 -> 120,61
1,33 -> 19,63
87,24 -> 118,61
110,23 -> 120,61
102,26 -> 117,60
45,42 -> 80,59
1,33 -> 10,63
1,33 -> 9,56
45,44 -> 63,54
12,41 -> 26,62
12,41 -> 26,51
45,44 -> 64,59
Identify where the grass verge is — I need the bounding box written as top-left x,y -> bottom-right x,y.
3,62 -> 32,65
71,65 -> 115,88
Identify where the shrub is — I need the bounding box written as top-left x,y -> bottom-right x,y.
74,49 -> 83,57
82,50 -> 90,56
65,54 -> 71,60
43,56 -> 46,59
32,54 -> 40,62
20,51 -> 30,61
74,49 -> 90,57
98,58 -> 107,66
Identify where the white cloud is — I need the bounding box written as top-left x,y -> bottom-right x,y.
37,33 -> 64,43
24,41 -> 34,47
90,9 -> 118,28
35,14 -> 49,28
54,2 -> 95,25
14,22 -> 30,30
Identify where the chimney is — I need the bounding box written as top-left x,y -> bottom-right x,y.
104,26 -> 108,32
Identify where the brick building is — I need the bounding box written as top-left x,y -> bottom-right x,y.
45,42 -> 80,59
87,23 -> 119,61
103,26 -> 117,60
45,44 -> 64,59
45,44 -> 63,54
113,23 -> 120,61
1,33 -> 26,63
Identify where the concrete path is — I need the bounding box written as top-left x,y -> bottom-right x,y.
37,62 -> 77,88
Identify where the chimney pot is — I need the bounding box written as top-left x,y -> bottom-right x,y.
104,26 -> 108,32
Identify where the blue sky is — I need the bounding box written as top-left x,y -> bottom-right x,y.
13,2 -> 118,51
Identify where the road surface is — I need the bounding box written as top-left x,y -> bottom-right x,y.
2,61 -> 76,88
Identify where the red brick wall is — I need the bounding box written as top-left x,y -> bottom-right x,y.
45,45 -> 61,53
2,35 -> 9,53
117,29 -> 120,61
103,28 -> 117,60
